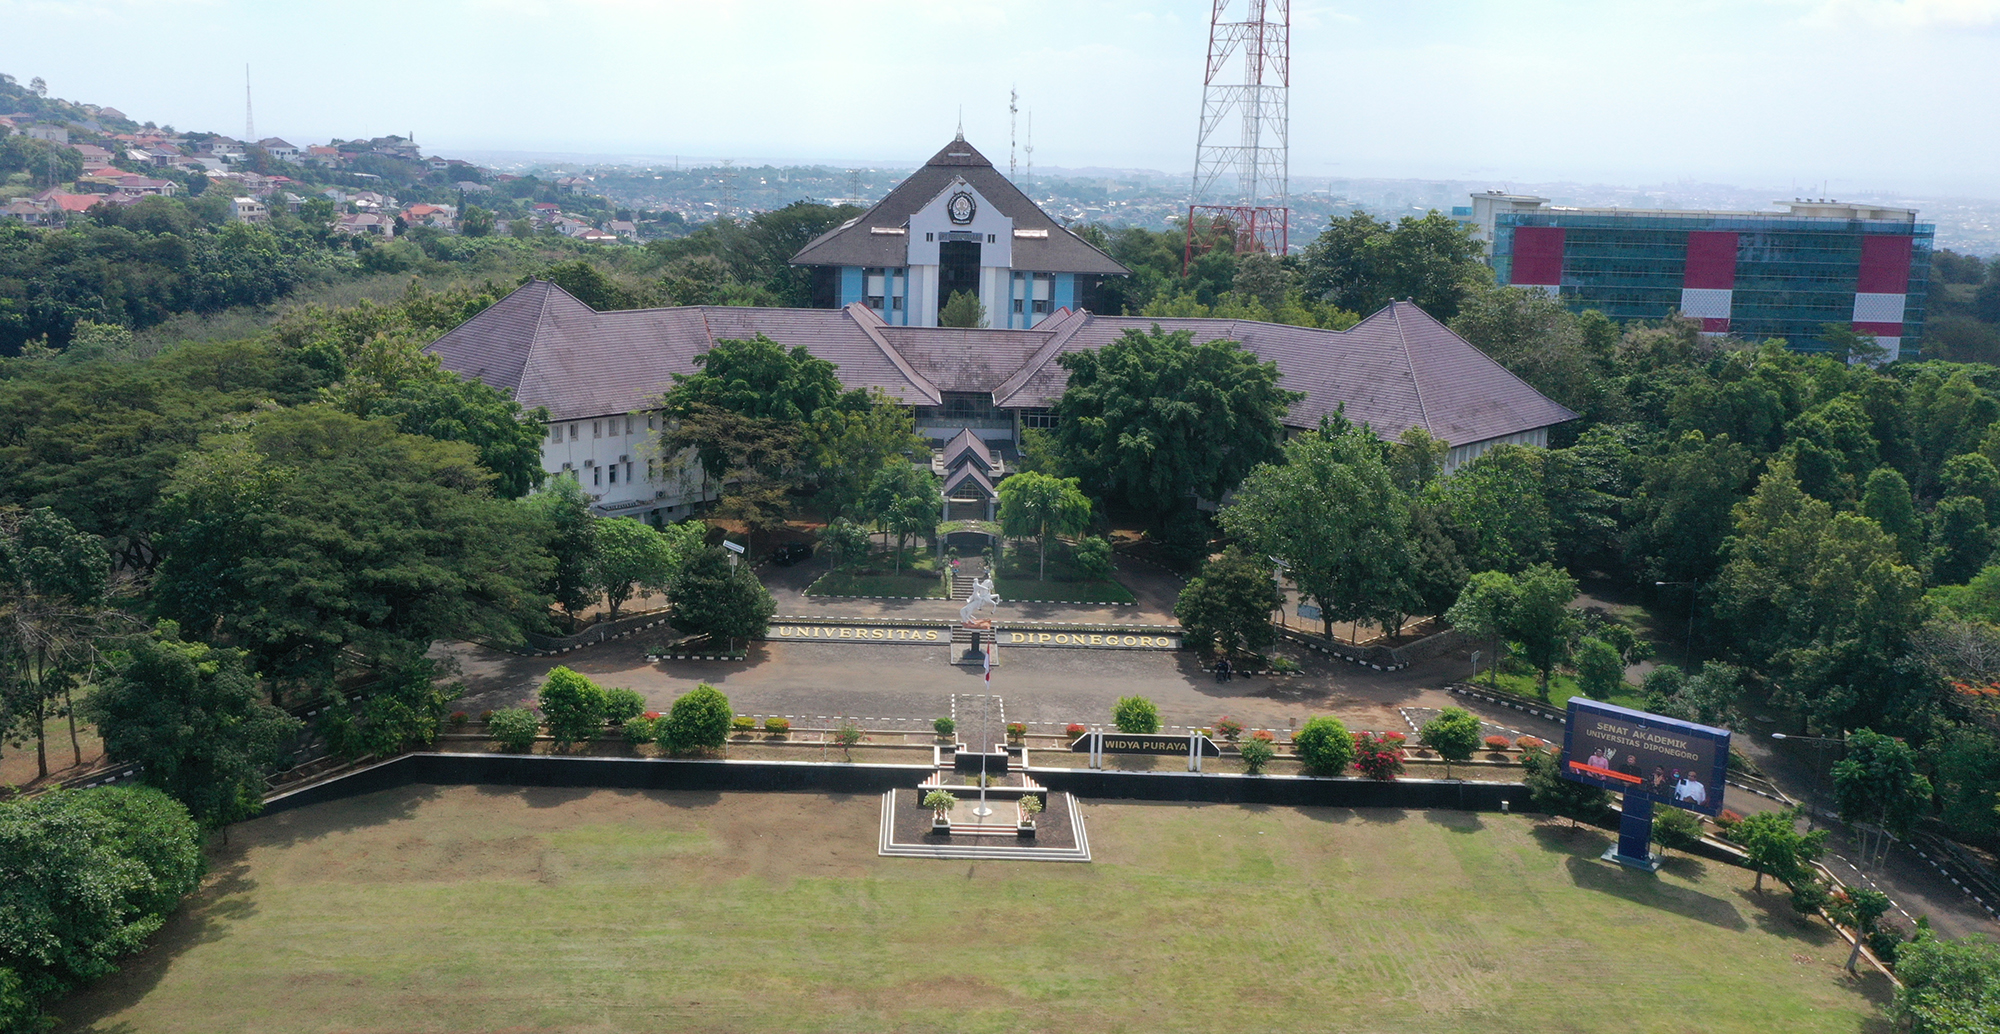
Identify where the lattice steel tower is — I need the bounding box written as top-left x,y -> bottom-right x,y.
1186,0 -> 1289,266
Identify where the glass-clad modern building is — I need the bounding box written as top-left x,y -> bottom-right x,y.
1464,194 -> 1934,359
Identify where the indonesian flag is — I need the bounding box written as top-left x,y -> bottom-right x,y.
984,643 -> 992,683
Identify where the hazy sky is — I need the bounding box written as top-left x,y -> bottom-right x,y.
4,0 -> 1997,197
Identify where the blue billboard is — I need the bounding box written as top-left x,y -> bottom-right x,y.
1559,698 -> 1731,817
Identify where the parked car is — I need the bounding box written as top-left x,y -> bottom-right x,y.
772,543 -> 813,567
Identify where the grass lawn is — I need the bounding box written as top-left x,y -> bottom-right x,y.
56,786 -> 1889,1033
807,549 -> 947,598
1478,669 -> 1648,712
993,553 -> 1137,604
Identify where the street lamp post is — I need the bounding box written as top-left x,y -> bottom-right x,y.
1654,581 -> 1697,665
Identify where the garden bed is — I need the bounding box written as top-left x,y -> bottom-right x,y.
806,551 -> 948,598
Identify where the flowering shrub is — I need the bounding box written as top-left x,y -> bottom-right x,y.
448,711 -> 470,728
764,717 -> 790,737
1066,723 -> 1088,739
731,715 -> 758,736
1006,722 -> 1027,740
1381,730 -> 1406,743
1216,717 -> 1245,741
1251,729 -> 1276,743
1352,731 -> 1405,781
478,710 -> 494,723
1515,736 -> 1546,751
1950,680 -> 2000,697
1484,735 -> 1511,751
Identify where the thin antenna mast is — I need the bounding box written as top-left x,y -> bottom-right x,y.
1186,0 -> 1290,267
1009,87 -> 1018,181
244,64 -> 255,142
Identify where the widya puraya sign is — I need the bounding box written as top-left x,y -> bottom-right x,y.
1559,698 -> 1730,817
1070,732 -> 1221,757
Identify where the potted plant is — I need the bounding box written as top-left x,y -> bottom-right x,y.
923,789 -> 958,832
1016,793 -> 1043,835
934,717 -> 956,741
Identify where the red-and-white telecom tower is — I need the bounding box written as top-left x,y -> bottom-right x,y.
1186,0 -> 1289,270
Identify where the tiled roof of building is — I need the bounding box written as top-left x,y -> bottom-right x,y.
790,137 -> 1129,276
939,428 -> 993,472
427,282 -> 1576,450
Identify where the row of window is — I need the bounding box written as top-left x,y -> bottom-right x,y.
558,456 -> 638,487
548,413 -> 659,444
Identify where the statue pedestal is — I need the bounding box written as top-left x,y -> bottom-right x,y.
949,624 -> 999,667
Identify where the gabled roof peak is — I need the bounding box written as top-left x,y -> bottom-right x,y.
925,137 -> 993,168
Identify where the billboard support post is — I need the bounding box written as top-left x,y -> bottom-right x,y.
1604,793 -> 1661,872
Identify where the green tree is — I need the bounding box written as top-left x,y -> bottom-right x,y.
1832,728 -> 1934,839
863,464 -> 941,572
1521,746 -> 1614,827
819,517 -> 871,568
1220,424 -> 1413,638
591,517 -> 703,621
1829,888 -> 1893,973
152,406 -> 553,697
1112,695 -> 1160,734
660,683 -> 732,756
318,659 -> 460,760
1175,546 -> 1283,657
459,205 -> 495,237
1052,326 -> 1301,522
997,471 -> 1092,581
1929,727 -> 2000,842
1652,807 -> 1705,856
665,334 -> 853,423
1509,563 -> 1581,700
1429,444 -> 1553,574
1419,706 -> 1483,779
1861,467 -> 1925,569
1292,715 -> 1356,776
938,290 -> 987,328
803,390 -> 923,517
0,786 -> 201,1006
1894,931 -> 2000,1033
1734,808 -> 1828,893
1445,570 -> 1518,687
1624,431 -> 1755,587
1931,495 -> 1995,587
527,260 -> 633,311
667,548 -> 775,652
83,623 -> 300,829
1573,637 -> 1625,700
0,506 -> 113,779
537,666 -> 608,747
524,475 -> 600,623
67,785 -> 207,922
1640,661 -> 1740,727
1297,210 -> 1488,320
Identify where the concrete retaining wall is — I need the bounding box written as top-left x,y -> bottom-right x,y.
260,751 -> 1528,816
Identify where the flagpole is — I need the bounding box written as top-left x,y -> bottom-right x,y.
974,671 -> 992,818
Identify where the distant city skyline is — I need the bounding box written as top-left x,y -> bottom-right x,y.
5,0 -> 1998,199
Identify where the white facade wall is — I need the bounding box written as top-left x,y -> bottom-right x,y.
1444,427 -> 1548,471
539,410 -> 717,521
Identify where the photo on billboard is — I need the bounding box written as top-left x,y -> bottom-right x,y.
1558,698 -> 1731,817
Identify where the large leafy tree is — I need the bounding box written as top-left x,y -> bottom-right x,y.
1734,808 -> 1828,893
1296,210 -> 1488,320
668,548 -> 776,652
863,464 -> 942,572
1428,444 -> 1553,574
591,518 -> 704,621
1175,546 -> 1282,657
151,405 -> 554,698
1221,424 -> 1412,638
0,507 -> 112,780
1713,460 -> 1928,732
1831,729 -> 1935,839
1052,326 -> 1301,522
665,334 -> 857,424
82,623 -> 300,829
803,390 -> 923,517
997,471 -> 1092,581
1445,570 -> 1518,687
1509,563 -> 1581,700
522,475 -> 600,623
1894,931 -> 2000,1033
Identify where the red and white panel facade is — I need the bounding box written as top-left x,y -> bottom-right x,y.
1853,235 -> 1913,360
1509,226 -> 1565,295
1680,231 -> 1737,335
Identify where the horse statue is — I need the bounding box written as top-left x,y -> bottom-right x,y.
959,575 -> 1000,626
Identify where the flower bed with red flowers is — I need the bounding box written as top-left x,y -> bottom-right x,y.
1352,731 -> 1406,781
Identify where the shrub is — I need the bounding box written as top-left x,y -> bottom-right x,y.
1484,735 -> 1511,751
1573,636 -> 1626,700
1006,722 -> 1026,740
1515,735 -> 1546,751
478,710 -> 494,723
1113,695 -> 1161,734
1073,535 -> 1117,579
1018,794 -> 1044,819
764,716 -> 790,737
1066,722 -> 1087,739
731,715 -> 757,736
448,711 -> 469,728
1251,728 -> 1276,743
1652,807 -> 1705,855
923,790 -> 958,814
1418,707 -> 1484,778
1216,717 -> 1244,741
833,722 -> 863,748
1293,715 -> 1356,776
623,715 -> 658,744
1352,731 -> 1406,781
1238,736 -> 1276,775
537,666 -> 608,746
934,717 -> 956,737
488,708 -> 539,752
602,688 -> 647,725
1269,655 -> 1300,674
660,684 -> 733,755
1715,808 -> 1745,838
